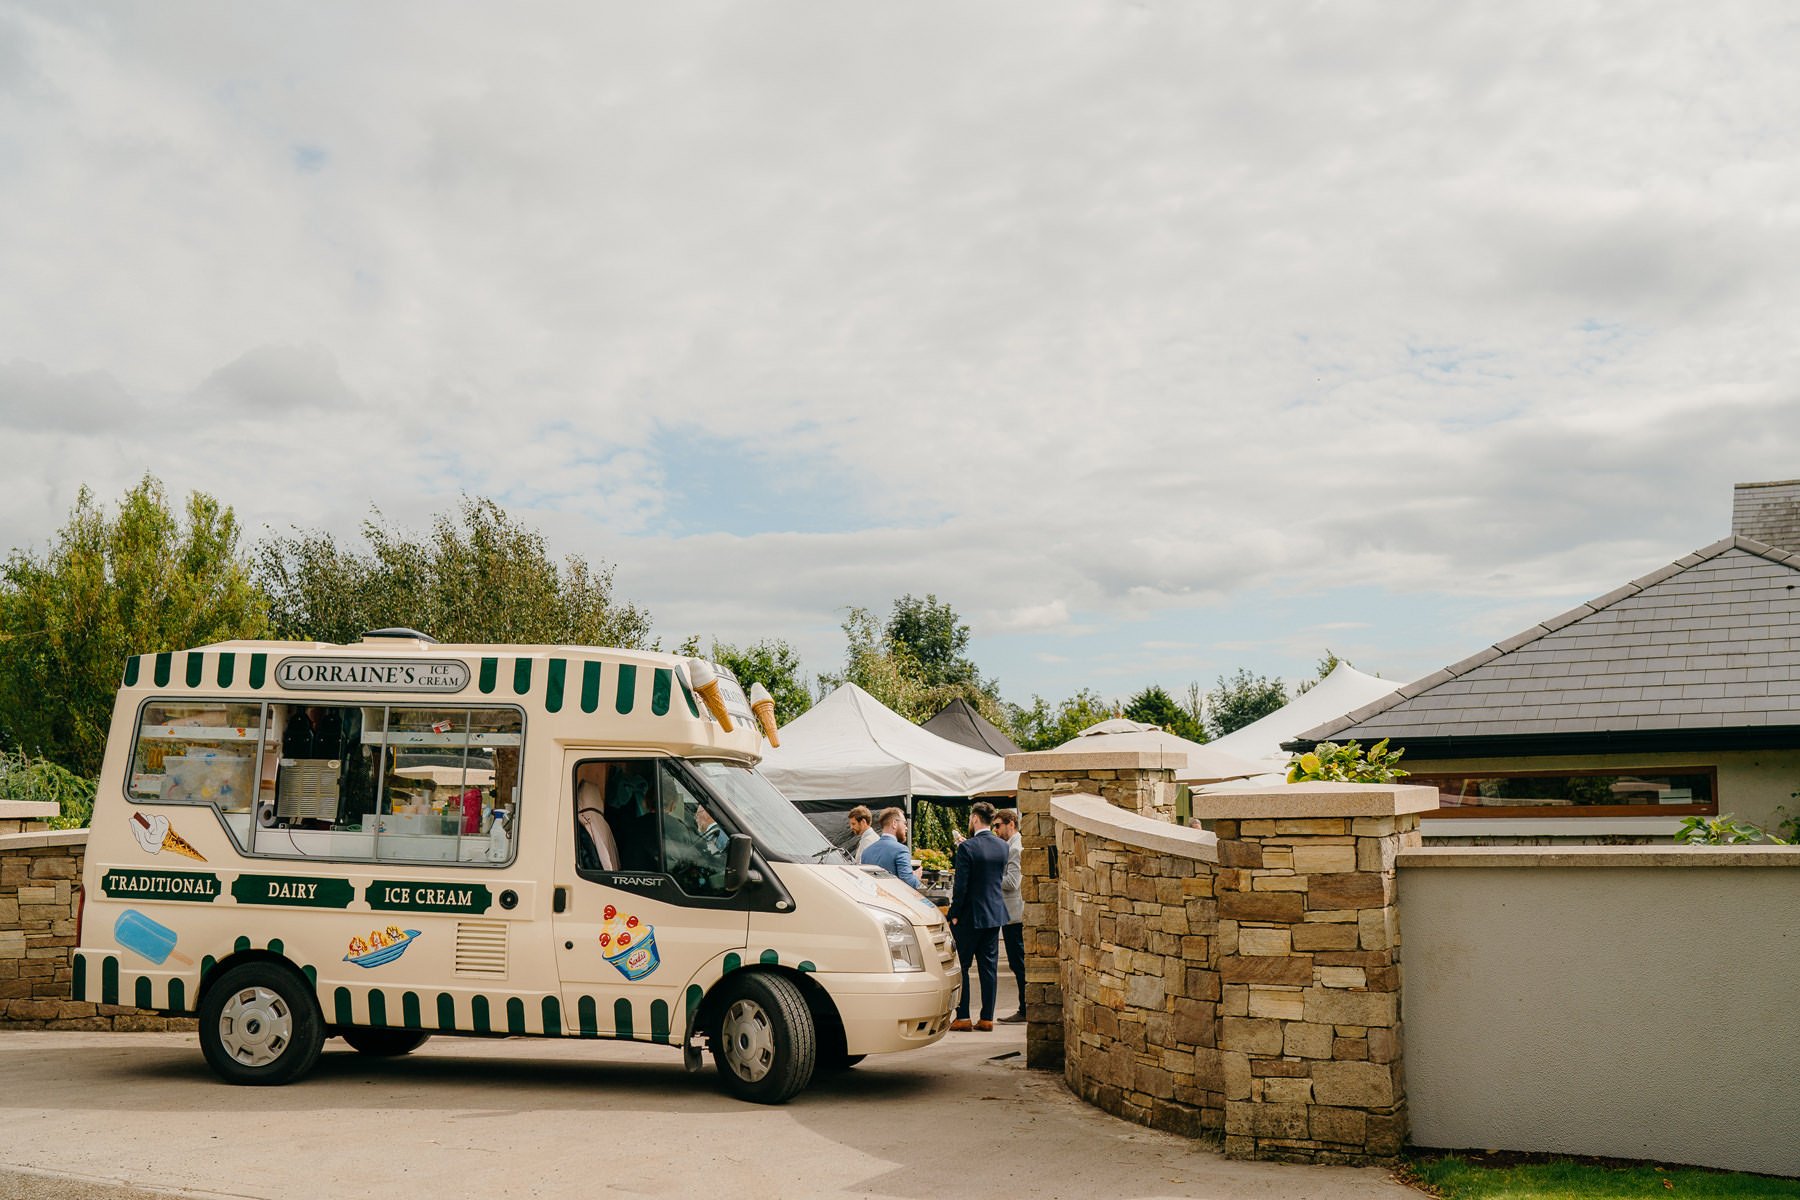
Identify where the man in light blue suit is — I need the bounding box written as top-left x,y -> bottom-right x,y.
860,807 -> 919,889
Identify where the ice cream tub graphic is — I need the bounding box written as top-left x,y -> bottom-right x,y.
114,909 -> 195,966
344,927 -> 422,969
598,905 -> 659,980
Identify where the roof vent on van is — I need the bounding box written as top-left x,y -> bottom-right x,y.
361,627 -> 439,644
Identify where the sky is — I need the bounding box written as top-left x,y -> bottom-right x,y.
3,2 -> 1800,712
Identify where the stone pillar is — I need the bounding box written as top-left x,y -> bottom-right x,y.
1007,750 -> 1186,1070
1192,783 -> 1436,1166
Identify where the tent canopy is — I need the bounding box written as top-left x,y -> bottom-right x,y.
1206,664 -> 1399,769
759,684 -> 1015,852
922,698 -> 1023,757
1051,719 -> 1265,784
759,684 -> 1014,804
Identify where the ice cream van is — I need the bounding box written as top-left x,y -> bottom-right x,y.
74,630 -> 958,1103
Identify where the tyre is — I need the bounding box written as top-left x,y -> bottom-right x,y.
341,1028 -> 431,1057
710,972 -> 816,1104
198,962 -> 325,1086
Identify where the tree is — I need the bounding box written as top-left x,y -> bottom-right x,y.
885,594 -> 981,688
708,638 -> 812,725
1123,684 -> 1208,743
1008,688 -> 1117,751
1207,668 -> 1288,739
819,601 -> 1009,729
0,477 -> 267,775
257,496 -> 653,648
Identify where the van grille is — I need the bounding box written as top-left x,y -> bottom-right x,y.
929,925 -> 955,969
455,920 -> 508,977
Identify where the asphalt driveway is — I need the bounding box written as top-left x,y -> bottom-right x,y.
0,1025 -> 1416,1199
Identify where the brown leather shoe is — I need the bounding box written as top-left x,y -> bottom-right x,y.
948,1018 -> 972,1032
975,1019 -> 995,1032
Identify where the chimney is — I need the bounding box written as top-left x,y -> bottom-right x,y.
1732,479 -> 1800,553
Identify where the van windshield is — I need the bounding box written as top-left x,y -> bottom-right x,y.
690,761 -> 846,863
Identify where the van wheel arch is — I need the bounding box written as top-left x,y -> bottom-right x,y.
194,949 -> 310,1011
692,966 -> 852,1072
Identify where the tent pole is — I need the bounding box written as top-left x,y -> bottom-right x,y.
905,794 -> 914,852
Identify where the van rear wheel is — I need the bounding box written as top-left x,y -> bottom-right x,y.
342,1028 -> 431,1056
711,973 -> 815,1104
199,962 -> 324,1086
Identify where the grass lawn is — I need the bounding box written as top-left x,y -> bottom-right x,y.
1405,1153 -> 1800,1198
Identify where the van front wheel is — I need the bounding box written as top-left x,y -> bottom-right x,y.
199,962 -> 324,1086
711,973 -> 816,1104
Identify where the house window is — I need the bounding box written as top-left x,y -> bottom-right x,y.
1411,767 -> 1717,819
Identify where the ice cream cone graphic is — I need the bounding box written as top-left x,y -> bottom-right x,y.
129,812 -> 207,862
749,682 -> 779,747
686,659 -> 734,732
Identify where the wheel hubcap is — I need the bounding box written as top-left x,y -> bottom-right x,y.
721,998 -> 775,1083
219,985 -> 293,1068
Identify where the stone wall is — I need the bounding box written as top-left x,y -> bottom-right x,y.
1013,750 -> 1185,1070
1055,793 -> 1223,1138
1010,746 -> 1440,1167
0,799 -> 58,835
0,829 -> 190,1031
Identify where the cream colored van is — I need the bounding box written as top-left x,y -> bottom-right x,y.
75,631 -> 957,1102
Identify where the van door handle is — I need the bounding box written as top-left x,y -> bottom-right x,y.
553,886 -> 568,914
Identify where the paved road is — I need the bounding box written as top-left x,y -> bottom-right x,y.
0,1027 -> 1416,1199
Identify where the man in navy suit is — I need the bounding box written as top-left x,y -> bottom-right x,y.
947,800 -> 1008,1031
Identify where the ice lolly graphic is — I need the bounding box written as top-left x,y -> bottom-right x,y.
129,812 -> 207,862
114,909 -> 194,966
686,659 -> 735,731
749,683 -> 779,747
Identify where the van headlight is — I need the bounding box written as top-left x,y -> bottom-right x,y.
865,905 -> 924,972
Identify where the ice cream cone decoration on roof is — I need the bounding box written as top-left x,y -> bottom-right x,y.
686,659 -> 734,731
749,682 -> 779,747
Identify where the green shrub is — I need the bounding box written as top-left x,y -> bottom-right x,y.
1286,738 -> 1408,784
1675,813 -> 1789,845
0,749 -> 98,829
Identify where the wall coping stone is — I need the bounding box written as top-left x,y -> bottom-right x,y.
1008,749 -> 1187,772
1399,843 -> 1800,869
1193,782 -> 1440,819
0,828 -> 89,850
0,800 -> 59,820
1050,792 -> 1218,861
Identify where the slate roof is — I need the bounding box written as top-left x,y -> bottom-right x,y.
1292,536 -> 1800,748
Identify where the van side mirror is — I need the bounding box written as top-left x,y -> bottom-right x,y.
724,834 -> 756,893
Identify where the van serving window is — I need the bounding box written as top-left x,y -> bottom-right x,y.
129,698 -> 524,867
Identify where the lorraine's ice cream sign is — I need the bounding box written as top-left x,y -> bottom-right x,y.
274,657 -> 470,693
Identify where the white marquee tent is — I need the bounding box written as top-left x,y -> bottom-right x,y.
1049,718 -> 1266,784
1203,663 -> 1400,779
758,684 -> 1015,847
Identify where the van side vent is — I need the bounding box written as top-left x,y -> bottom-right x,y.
455,920 -> 508,977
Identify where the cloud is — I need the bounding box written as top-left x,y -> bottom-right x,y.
0,359 -> 137,431
194,343 -> 358,413
1,3 -> 1798,703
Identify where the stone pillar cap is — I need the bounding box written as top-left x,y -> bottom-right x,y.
1007,749 -> 1187,772
0,800 -> 59,820
1191,781 -> 1439,819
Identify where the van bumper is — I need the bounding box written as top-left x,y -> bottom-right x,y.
814,971 -> 959,1055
